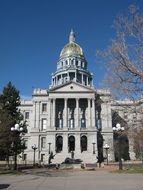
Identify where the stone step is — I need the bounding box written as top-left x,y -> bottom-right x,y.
52,152 -> 97,164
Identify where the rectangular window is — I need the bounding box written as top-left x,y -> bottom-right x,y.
41,119 -> 47,130
69,119 -> 74,129
23,154 -> 27,161
41,154 -> 45,162
81,118 -> 86,128
42,103 -> 47,112
25,112 -> 29,119
133,112 -> 137,120
41,137 -> 46,149
124,112 -> 128,119
24,139 -> 28,149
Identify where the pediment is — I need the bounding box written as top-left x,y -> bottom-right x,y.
49,81 -> 95,93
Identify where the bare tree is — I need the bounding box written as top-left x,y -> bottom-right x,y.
97,4 -> 143,99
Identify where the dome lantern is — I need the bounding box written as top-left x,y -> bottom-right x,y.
60,30 -> 84,59
69,29 -> 75,43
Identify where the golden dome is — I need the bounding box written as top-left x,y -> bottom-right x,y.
60,30 -> 84,58
60,42 -> 84,58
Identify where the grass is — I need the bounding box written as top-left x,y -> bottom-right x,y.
112,166 -> 143,174
0,168 -> 22,175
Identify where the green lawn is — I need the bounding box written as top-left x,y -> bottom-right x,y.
112,166 -> 143,174
0,169 -> 22,175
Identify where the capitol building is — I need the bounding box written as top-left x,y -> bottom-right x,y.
20,31 -> 143,164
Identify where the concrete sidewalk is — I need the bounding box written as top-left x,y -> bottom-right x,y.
0,169 -> 143,190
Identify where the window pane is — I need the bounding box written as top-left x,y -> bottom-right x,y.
42,103 -> 47,112
25,112 -> 29,119
41,154 -> 45,162
41,119 -> 47,130
41,137 -> 46,148
24,140 -> 28,149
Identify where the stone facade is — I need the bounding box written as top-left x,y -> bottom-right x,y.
19,31 -> 143,165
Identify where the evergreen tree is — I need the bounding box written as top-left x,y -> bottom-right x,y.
0,82 -> 27,167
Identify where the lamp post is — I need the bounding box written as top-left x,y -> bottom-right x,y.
92,142 -> 96,154
104,143 -> 110,165
113,123 -> 124,170
32,144 -> 37,166
11,124 -> 23,170
48,143 -> 52,154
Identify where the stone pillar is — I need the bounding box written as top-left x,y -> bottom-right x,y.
56,76 -> 58,85
52,99 -> 56,128
88,99 -> 91,128
91,78 -> 93,86
81,74 -> 83,85
35,101 -> 40,129
64,98 -> 68,129
48,98 -> 51,129
75,134 -> 81,154
73,59 -> 76,66
75,98 -> 79,129
91,99 -> 95,128
63,134 -> 68,154
33,101 -> 36,128
86,76 -> 88,86
67,72 -> 70,81
75,71 -> 77,82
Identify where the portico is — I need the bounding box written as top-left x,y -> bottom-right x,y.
48,97 -> 96,130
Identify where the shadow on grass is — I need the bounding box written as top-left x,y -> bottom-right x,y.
0,184 -> 10,189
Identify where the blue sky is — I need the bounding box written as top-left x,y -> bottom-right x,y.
0,0 -> 143,99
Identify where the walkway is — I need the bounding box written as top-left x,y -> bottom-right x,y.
0,168 -> 143,190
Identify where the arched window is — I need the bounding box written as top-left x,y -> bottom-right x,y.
56,136 -> 63,153
81,135 -> 87,152
68,136 -> 75,152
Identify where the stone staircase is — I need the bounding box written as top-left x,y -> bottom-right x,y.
52,152 -> 97,164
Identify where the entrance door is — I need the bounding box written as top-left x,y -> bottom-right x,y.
68,136 -> 75,152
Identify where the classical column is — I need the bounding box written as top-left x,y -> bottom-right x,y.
48,98 -> 51,129
67,72 -> 70,81
88,99 -> 91,128
56,76 -> 58,85
76,98 -> 79,129
86,76 -> 88,86
73,59 -> 76,66
35,101 -> 40,129
52,99 -> 56,128
81,74 -> 83,84
38,101 -> 41,129
62,135 -> 67,154
64,98 -> 68,129
75,134 -> 80,154
75,71 -> 77,82
91,99 -> 95,128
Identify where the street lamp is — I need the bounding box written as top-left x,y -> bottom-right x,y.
32,144 -> 37,166
104,143 -> 110,165
11,124 -> 23,170
92,142 -> 96,154
113,123 -> 125,170
48,143 -> 52,154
